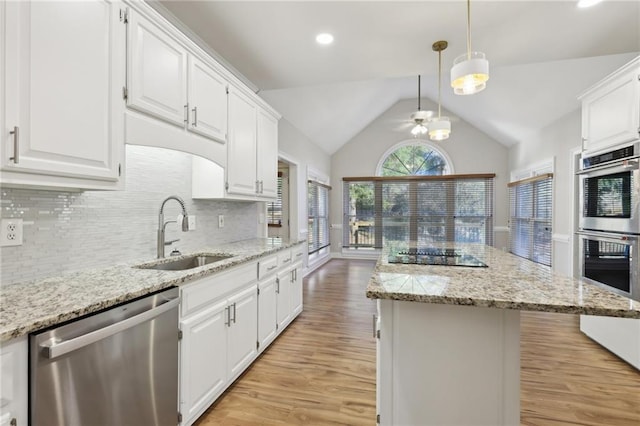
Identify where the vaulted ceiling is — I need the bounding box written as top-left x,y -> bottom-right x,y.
157,0 -> 640,154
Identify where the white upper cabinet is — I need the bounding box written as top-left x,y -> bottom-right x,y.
188,56 -> 228,143
126,8 -> 228,145
227,87 -> 258,196
1,0 -> 125,190
580,56 -> 640,154
225,85 -> 279,200
127,9 -> 187,127
256,109 -> 279,199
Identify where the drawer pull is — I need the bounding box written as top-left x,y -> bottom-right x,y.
267,264 -> 277,271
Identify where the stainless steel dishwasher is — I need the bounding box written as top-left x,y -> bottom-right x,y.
29,287 -> 180,426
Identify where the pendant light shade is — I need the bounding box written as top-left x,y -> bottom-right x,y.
429,117 -> 451,141
430,40 -> 451,141
451,0 -> 489,95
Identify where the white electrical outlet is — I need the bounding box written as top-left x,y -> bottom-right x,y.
218,215 -> 224,228
188,215 -> 196,231
1,218 -> 23,247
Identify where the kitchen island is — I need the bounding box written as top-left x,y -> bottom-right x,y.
366,243 -> 640,426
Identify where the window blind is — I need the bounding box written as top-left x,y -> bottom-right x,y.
308,180 -> 330,254
343,174 -> 495,249
268,171 -> 284,226
508,173 -> 553,266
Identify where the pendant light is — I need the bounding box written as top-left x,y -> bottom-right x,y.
429,40 -> 451,141
411,75 -> 429,136
450,0 -> 489,95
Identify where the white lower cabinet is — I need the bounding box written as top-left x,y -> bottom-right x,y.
179,263 -> 258,426
276,268 -> 292,331
226,285 -> 258,381
179,245 -> 304,425
0,336 -> 28,426
257,274 -> 278,352
179,300 -> 227,424
290,261 -> 303,316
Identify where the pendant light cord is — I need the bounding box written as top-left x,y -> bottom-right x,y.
466,0 -> 472,60
438,51 -> 442,118
417,75 -> 421,111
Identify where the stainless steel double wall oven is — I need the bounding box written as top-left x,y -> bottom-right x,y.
577,142 -> 640,301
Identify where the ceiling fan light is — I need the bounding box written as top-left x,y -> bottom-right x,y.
429,117 -> 451,141
411,124 -> 428,136
451,52 -> 489,95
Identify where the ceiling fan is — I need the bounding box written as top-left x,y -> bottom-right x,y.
394,75 -> 458,136
409,75 -> 433,136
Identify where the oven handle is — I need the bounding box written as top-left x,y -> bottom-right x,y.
39,297 -> 180,360
576,230 -> 638,241
576,158 -> 639,175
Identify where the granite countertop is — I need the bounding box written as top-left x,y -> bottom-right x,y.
367,243 -> 640,319
0,238 -> 305,342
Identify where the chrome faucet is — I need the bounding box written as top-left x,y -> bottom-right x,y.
157,196 -> 189,258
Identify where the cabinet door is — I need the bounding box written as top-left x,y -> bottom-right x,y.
582,62 -> 640,153
290,262 -> 303,316
127,8 -> 187,127
256,109 -> 279,199
227,87 -> 257,196
3,0 -> 123,181
276,269 -> 291,331
227,285 -> 258,381
0,336 -> 28,426
179,300 -> 228,425
258,275 -> 278,352
188,56 -> 228,142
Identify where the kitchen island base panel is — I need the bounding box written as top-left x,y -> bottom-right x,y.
378,300 -> 520,426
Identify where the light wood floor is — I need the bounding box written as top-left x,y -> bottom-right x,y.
195,259 -> 640,426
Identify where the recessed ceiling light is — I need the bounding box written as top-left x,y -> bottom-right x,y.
577,0 -> 603,8
315,33 -> 334,45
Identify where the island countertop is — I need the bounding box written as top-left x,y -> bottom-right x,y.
366,243 -> 640,318
0,238 -> 305,342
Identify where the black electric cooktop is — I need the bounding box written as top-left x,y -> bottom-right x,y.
388,247 -> 488,268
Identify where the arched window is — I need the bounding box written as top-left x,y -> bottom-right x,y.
377,142 -> 452,177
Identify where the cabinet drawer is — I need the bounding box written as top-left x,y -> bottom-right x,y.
258,255 -> 278,279
292,244 -> 305,263
277,249 -> 292,268
181,262 -> 257,318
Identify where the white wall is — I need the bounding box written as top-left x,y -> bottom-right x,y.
508,110 -> 581,277
330,98 -> 510,253
277,119 -> 332,270
0,145 -> 259,285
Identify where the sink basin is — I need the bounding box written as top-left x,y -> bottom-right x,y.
136,254 -> 234,271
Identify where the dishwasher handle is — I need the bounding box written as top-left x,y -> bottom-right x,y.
40,296 -> 179,360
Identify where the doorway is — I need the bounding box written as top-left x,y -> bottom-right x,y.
268,161 -> 290,239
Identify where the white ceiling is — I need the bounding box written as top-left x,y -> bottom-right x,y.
158,0 -> 640,154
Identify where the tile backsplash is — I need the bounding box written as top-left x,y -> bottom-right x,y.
1,145 -> 259,285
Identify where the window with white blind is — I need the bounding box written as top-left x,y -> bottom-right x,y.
268,171 -> 284,226
308,180 -> 330,254
343,174 -> 495,249
508,173 -> 553,266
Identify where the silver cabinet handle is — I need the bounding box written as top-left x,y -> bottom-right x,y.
232,302 -> 237,324
276,278 -> 280,294
255,180 -> 260,193
40,297 -> 179,359
267,264 -> 278,271
192,106 -> 197,126
260,180 -> 264,194
282,258 -> 291,264
225,306 -> 230,327
295,252 -> 303,258
184,104 -> 189,125
9,126 -> 19,163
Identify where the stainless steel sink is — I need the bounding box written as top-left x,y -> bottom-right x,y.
135,254 -> 234,271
